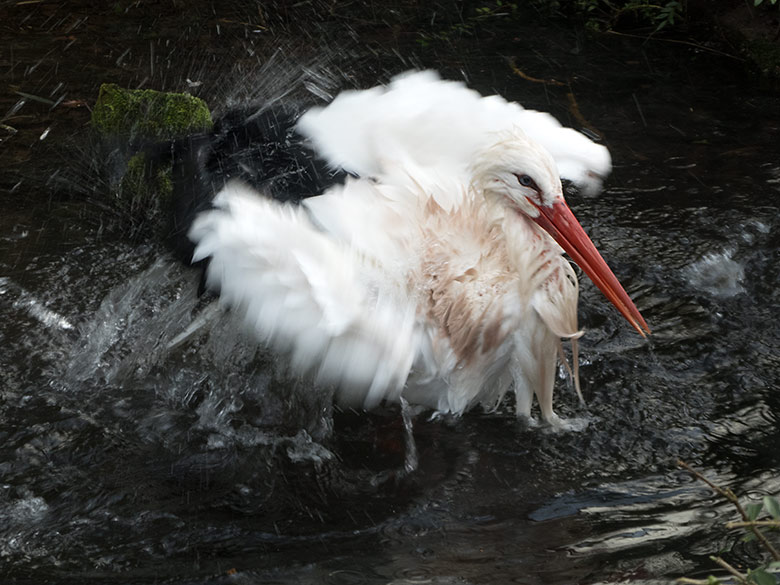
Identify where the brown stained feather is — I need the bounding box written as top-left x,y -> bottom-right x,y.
480,303 -> 505,356
412,187 -> 579,375
417,193 -> 521,367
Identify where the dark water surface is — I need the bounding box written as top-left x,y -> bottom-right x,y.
1,2 -> 779,584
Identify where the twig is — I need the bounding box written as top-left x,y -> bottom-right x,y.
566,91 -> 605,138
710,555 -> 748,584
677,460 -> 780,561
216,18 -> 268,30
604,30 -> 745,60
676,556 -> 749,584
506,56 -> 565,86
14,91 -> 55,105
726,520 -> 780,529
632,93 -> 647,128
677,460 -> 730,496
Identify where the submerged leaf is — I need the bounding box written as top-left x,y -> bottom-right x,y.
763,496 -> 780,520
746,502 -> 763,521
747,568 -> 776,585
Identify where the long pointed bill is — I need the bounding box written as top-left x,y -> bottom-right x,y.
531,199 -> 651,337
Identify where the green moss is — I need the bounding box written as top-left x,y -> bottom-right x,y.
91,83 -> 212,140
117,152 -> 174,235
121,152 -> 173,204
91,84 -> 211,237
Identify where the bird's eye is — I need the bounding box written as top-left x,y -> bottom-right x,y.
516,174 -> 539,191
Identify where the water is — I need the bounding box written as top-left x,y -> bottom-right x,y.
1,2 -> 779,583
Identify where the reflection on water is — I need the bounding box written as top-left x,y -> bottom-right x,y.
1,1 -> 779,584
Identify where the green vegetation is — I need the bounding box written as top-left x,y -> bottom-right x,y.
91,83 -> 212,140
415,0 -> 780,87
91,84 -> 212,236
679,461 -> 780,585
414,0 -> 687,46
568,0 -> 686,33
118,151 -> 174,232
417,0 -> 519,46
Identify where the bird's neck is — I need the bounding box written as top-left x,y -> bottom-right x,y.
477,186 -> 514,226
501,204 -> 564,280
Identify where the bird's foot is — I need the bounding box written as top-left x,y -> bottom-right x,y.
542,413 -> 590,433
516,414 -> 540,429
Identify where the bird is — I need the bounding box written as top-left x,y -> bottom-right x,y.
187,70 -> 650,427
164,105 -> 346,266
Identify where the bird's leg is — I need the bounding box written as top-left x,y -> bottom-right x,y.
537,350 -> 590,432
514,380 -> 535,421
535,352 -> 562,426
399,396 -> 419,474
510,368 -> 540,428
556,339 -> 585,405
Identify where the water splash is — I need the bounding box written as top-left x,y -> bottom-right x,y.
1,277 -> 74,331
400,396 -> 419,474
685,249 -> 745,297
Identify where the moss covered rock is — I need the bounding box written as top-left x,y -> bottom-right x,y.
91,83 -> 212,139
91,84 -> 212,237
118,151 -> 175,231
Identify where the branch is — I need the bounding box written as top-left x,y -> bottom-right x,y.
726,520 -> 780,529
677,460 -> 780,561
506,56 -> 565,86
710,555 -> 748,585
604,30 -> 745,60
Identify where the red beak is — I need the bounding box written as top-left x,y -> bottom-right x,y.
531,199 -> 650,337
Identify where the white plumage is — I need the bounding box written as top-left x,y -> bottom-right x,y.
297,70 -> 611,193
189,70 -> 648,425
190,182 -> 418,409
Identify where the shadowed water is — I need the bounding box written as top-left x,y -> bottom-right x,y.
1,2 -> 779,584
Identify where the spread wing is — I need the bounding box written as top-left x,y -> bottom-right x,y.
297,70 -> 611,192
189,181 -> 419,408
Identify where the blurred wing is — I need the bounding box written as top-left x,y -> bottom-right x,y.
297,70 -> 611,192
302,176 -> 414,262
189,181 -> 419,408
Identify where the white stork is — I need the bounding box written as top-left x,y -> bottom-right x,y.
189,70 -> 649,426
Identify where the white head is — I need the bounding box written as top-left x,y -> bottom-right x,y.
469,129 -> 564,218
469,128 -> 651,338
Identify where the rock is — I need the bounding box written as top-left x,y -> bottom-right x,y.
91,83 -> 212,140
90,84 -> 213,236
